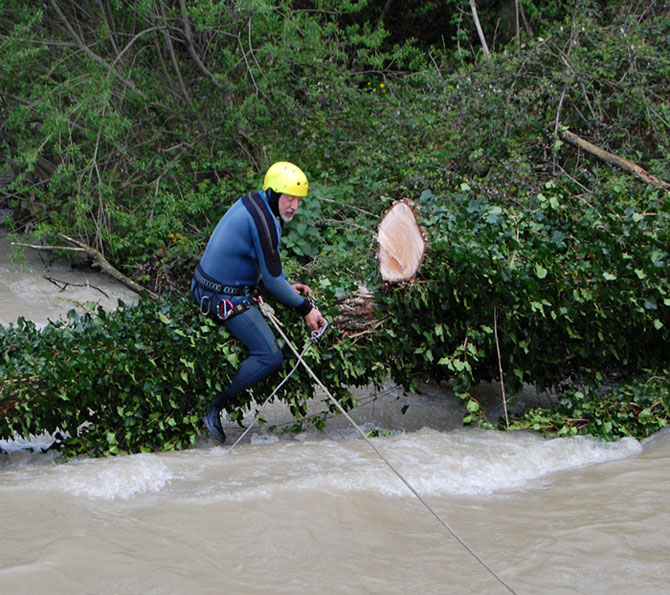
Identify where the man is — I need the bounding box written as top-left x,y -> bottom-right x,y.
191,161 -> 326,444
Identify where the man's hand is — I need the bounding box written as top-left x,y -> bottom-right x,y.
304,308 -> 326,332
292,283 -> 312,296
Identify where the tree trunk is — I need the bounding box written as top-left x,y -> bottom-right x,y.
377,199 -> 426,283
469,0 -> 491,57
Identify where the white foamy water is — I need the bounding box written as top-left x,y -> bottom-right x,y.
0,426 -> 643,505
2,423 -> 668,595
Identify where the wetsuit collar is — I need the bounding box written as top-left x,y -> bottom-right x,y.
263,188 -> 283,228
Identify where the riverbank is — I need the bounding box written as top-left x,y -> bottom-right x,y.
0,228 -> 138,327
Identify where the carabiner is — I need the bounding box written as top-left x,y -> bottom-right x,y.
310,319 -> 329,345
199,295 -> 212,316
217,298 -> 235,320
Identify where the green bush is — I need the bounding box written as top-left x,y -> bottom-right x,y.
0,297 -> 232,456
2,1 -> 669,455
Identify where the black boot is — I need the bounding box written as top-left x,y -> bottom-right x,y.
203,404 -> 226,443
203,392 -> 231,444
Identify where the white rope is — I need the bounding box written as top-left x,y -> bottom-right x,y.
225,340 -> 311,454
256,301 -> 518,595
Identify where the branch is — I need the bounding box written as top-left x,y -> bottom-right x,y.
13,237 -> 161,303
48,0 -> 146,98
560,129 -> 670,189
469,0 -> 490,57
493,306 -> 510,429
58,234 -> 161,302
44,275 -> 110,299
378,0 -> 395,26
178,0 -> 226,92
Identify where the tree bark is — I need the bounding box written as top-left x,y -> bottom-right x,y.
469,0 -> 490,57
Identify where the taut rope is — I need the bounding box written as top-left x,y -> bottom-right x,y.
230,301 -> 518,595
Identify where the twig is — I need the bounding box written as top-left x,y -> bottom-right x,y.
554,87 -> 567,136
43,276 -> 110,299
493,306 -> 510,429
314,195 -> 379,218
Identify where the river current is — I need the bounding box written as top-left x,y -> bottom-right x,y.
1,229 -> 669,594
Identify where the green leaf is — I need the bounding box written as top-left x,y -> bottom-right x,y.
535,264 -> 548,279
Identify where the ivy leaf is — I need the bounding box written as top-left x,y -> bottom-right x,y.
535,263 -> 548,279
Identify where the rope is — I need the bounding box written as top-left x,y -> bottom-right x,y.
255,301 -> 518,595
225,340 -> 311,454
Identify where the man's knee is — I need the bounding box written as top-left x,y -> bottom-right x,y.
265,347 -> 283,373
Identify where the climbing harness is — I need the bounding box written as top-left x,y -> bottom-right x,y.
227,300 -> 518,595
194,264 -> 253,296
194,263 -> 264,322
199,292 -> 263,322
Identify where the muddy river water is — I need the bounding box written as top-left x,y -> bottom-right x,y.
1,229 -> 668,594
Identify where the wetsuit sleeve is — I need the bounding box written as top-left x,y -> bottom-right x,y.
243,193 -> 313,316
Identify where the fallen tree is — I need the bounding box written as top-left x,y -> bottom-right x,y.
12,234 -> 161,303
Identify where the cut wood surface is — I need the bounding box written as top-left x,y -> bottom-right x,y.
377,199 -> 426,283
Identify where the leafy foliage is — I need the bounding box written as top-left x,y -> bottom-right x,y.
505,374 -> 670,441
0,298 -> 227,456
1,1 -> 669,455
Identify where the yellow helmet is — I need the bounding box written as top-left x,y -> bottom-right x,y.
263,161 -> 308,197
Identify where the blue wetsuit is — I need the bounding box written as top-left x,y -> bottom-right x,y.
192,190 -> 312,403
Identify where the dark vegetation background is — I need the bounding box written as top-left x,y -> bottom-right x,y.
1,0 -> 668,456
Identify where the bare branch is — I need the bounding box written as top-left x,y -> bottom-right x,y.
58,233 -> 161,302
47,0 -> 146,98
561,129 -> 670,189
95,0 -> 120,58
493,306 -> 510,430
44,275 -> 110,299
469,0 -> 490,57
178,0 -> 226,92
157,2 -> 191,104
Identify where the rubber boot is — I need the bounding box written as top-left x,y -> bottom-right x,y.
203,392 -> 231,444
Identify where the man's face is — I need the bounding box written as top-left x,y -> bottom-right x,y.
278,193 -> 302,222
